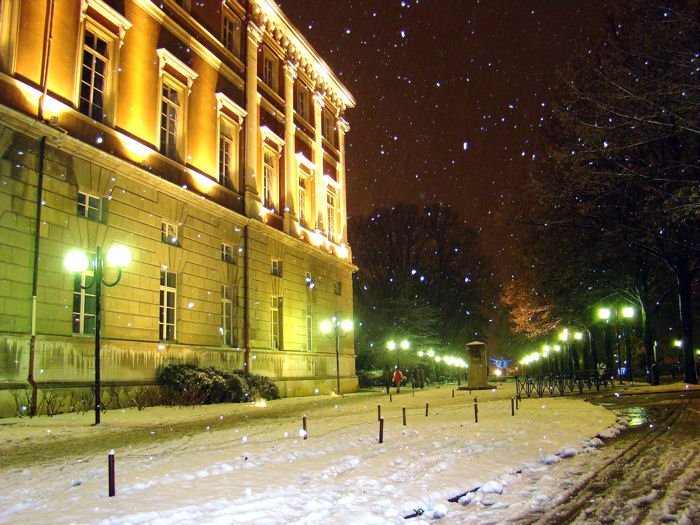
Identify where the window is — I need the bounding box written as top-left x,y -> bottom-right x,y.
271,296 -> 282,349
162,222 -> 178,245
322,110 -> 335,146
263,52 -> 278,92
160,271 -> 176,340
77,191 -> 102,221
222,243 -> 235,263
326,188 -> 337,242
157,49 -> 197,163
219,117 -> 238,189
263,147 -> 278,209
79,28 -> 109,122
306,304 -> 313,352
222,13 -> 241,56
334,281 -> 342,296
296,83 -> 309,121
221,284 -> 234,346
72,253 -> 96,334
160,83 -> 180,160
215,93 -> 246,192
298,178 -> 307,228
271,259 -> 282,277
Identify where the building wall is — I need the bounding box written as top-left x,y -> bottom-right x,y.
0,0 -> 357,416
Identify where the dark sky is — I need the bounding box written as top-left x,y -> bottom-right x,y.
281,0 -> 611,261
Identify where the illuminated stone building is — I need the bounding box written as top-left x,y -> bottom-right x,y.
0,0 -> 357,414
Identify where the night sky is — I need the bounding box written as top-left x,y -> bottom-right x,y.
281,0 -> 611,262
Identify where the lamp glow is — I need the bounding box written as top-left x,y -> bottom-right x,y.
106,245 -> 132,268
320,321 -> 332,333
598,308 -> 611,320
400,340 -> 409,350
574,332 -> 583,340
341,319 -> 353,331
64,250 -> 90,272
622,306 -> 635,318
387,341 -> 396,350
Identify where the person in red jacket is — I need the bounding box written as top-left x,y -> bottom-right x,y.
392,367 -> 403,393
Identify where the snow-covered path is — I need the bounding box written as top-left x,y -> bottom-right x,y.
0,384 -> 625,524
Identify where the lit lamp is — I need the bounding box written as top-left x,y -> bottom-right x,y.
621,307 -> 635,381
387,339 -> 409,368
559,328 -> 571,376
320,314 -> 353,396
64,244 -> 132,425
598,307 -> 614,378
574,331 -> 583,374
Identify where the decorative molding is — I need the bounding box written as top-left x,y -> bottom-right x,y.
157,48 -> 198,93
323,174 -> 341,190
215,92 -> 247,121
295,152 -> 315,173
260,125 -> 285,151
247,22 -> 264,44
81,0 -> 133,46
337,118 -> 350,134
283,60 -> 298,81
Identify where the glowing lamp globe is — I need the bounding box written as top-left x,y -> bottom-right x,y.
341,320 -> 353,332
106,245 -> 132,268
598,308 -> 611,320
574,332 -> 583,340
427,349 -> 435,358
320,321 -> 332,333
64,250 -> 90,273
622,306 -> 635,318
400,340 -> 410,350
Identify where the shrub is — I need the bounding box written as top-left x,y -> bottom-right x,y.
158,364 -> 279,404
357,369 -> 384,388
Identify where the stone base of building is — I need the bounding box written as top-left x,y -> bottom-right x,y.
0,334 -> 358,417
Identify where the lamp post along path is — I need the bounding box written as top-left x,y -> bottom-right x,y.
320,314 -> 352,396
65,244 -> 132,425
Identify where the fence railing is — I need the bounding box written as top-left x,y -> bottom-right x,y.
515,373 -> 617,398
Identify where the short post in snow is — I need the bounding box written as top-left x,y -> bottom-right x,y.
474,396 -> 478,423
402,406 -> 407,426
511,397 -> 514,416
108,450 -> 115,497
390,393 -> 393,403
379,418 -> 384,443
452,389 -> 455,398
303,415 -> 307,439
425,402 -> 429,417
516,395 -> 519,410
378,404 -> 381,421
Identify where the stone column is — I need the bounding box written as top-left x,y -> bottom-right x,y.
244,22 -> 263,218
312,91 -> 325,231
337,117 -> 349,243
283,60 -> 297,234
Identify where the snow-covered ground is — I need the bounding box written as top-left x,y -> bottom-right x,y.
0,383 -> 636,524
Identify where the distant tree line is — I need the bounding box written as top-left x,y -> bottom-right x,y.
349,203 -> 496,371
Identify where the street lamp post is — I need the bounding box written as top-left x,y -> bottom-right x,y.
621,307 -> 635,382
320,314 -> 353,396
65,244 -> 132,425
574,331 -> 583,375
598,308 -> 615,379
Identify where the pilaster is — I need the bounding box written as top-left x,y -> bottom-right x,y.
337,117 -> 349,243
312,92 -> 325,231
283,60 -> 297,233
244,22 -> 263,219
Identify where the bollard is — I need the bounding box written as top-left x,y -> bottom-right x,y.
452,389 -> 455,398
402,406 -> 407,426
378,404 -> 381,421
425,402 -> 429,417
303,415 -> 308,439
390,394 -> 393,403
108,450 -> 115,497
379,418 -> 384,443
474,396 -> 478,423
511,397 -> 514,416
516,395 -> 519,410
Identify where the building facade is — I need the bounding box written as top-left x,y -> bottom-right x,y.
0,0 -> 357,415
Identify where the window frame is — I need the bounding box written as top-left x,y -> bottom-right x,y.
271,259 -> 282,278
262,50 -> 279,92
222,11 -> 242,57
322,109 -> 336,147
156,48 -> 197,164
262,145 -> 279,210
221,242 -> 235,263
162,221 -> 179,245
72,253 -> 96,335
271,295 -> 282,350
306,304 -> 313,352
77,190 -> 103,222
221,284 -> 234,346
215,93 -> 246,192
295,82 -> 310,121
159,270 -> 177,341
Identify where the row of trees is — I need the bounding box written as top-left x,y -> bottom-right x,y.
504,0 -> 698,383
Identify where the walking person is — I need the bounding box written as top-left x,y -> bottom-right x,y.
392,367 -> 403,394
